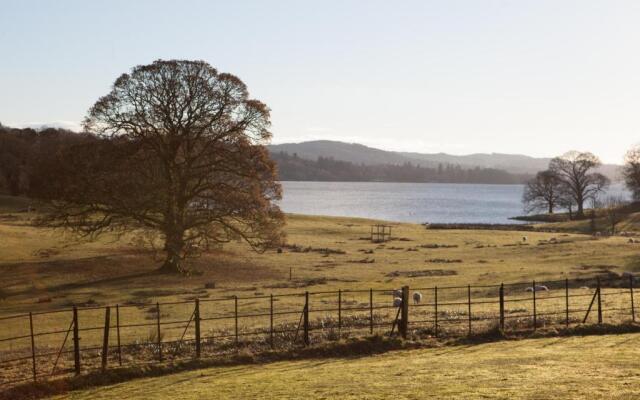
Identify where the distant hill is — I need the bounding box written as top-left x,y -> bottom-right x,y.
267,140 -> 621,179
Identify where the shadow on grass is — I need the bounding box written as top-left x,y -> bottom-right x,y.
3,322 -> 640,400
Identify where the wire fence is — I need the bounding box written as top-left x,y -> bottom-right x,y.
0,274 -> 637,388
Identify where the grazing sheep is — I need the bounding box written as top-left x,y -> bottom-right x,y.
393,297 -> 403,307
580,286 -> 590,290
525,285 -> 549,292
393,289 -> 402,298
413,292 -> 423,305
522,236 -> 528,243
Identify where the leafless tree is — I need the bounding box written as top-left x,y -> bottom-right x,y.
31,60 -> 284,273
623,146 -> 640,201
522,170 -> 563,214
548,151 -> 610,218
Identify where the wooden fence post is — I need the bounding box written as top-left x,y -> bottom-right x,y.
338,289 -> 342,334
303,291 -> 310,346
101,306 -> 110,371
499,284 -> 504,331
565,279 -> 569,327
400,286 -> 409,339
234,296 -> 239,348
434,286 -> 438,338
269,294 -> 274,348
156,302 -> 162,362
532,280 -> 537,331
194,299 -> 201,358
72,306 -> 80,375
369,288 -> 374,334
467,285 -> 472,336
116,305 -> 122,366
29,312 -> 36,381
597,278 -> 602,324
630,275 -> 636,323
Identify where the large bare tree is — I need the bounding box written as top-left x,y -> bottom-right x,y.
32,60 -> 284,273
522,170 -> 564,214
623,146 -> 640,201
548,151 -> 609,217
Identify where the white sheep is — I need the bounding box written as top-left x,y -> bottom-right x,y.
522,236 -> 528,243
393,289 -> 402,298
525,285 -> 549,292
393,297 -> 403,307
413,292 -> 423,305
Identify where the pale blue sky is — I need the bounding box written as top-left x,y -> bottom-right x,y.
1,0 -> 639,163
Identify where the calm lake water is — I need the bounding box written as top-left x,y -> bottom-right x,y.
278,181 -> 628,224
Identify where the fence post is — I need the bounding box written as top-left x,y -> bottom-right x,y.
270,294 -> 274,348
116,304 -> 122,366
532,280 -> 537,331
234,296 -> 239,348
467,285 -> 472,336
434,286 -> 438,338
499,284 -> 504,331
101,306 -> 110,371
338,289 -> 342,334
303,291 -> 310,346
195,299 -> 201,358
565,279 -> 569,327
156,302 -> 162,362
72,306 -> 80,375
400,286 -> 409,339
29,312 -> 36,382
369,288 -> 374,334
630,275 -> 636,323
597,278 -> 602,324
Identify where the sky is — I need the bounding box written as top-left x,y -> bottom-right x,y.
1,0 -> 639,163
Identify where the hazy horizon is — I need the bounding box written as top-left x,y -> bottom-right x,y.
2,0 -> 640,163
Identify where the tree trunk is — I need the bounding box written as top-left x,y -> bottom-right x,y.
159,230 -> 186,274
548,203 -> 554,214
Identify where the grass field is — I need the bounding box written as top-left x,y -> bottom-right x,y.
51,333 -> 640,400
1,195 -> 640,394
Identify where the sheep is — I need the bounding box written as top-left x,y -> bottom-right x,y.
522,236 -> 528,243
525,285 -> 549,292
393,297 -> 403,307
413,292 -> 423,305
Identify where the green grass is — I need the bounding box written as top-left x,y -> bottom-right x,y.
53,333 -> 640,399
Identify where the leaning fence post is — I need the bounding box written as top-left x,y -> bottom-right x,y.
467,285 -> 472,336
195,299 -> 201,358
499,284 -> 505,331
269,294 -> 274,348
400,286 -> 409,339
630,275 -> 636,323
597,277 -> 603,324
155,302 -> 163,362
72,306 -> 81,375
101,306 -> 110,371
303,291 -> 310,346
565,279 -> 569,327
234,296 -> 239,348
434,286 -> 438,338
369,288 -> 374,334
532,280 -> 537,331
29,312 -> 36,381
116,305 -> 122,366
338,289 -> 342,334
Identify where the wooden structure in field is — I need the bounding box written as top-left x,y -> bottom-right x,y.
370,224 -> 392,243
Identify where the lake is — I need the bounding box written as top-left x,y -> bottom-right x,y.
278,181 -> 629,224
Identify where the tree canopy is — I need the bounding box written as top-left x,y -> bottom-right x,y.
31,60 -> 284,273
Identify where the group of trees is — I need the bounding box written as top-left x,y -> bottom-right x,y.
523,147 -> 640,231
273,152 -> 530,184
523,151 -> 610,218
3,60 -> 285,273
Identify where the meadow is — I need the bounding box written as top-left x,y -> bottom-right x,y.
1,195 -> 640,394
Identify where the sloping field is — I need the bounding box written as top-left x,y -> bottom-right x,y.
55,334 -> 640,400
